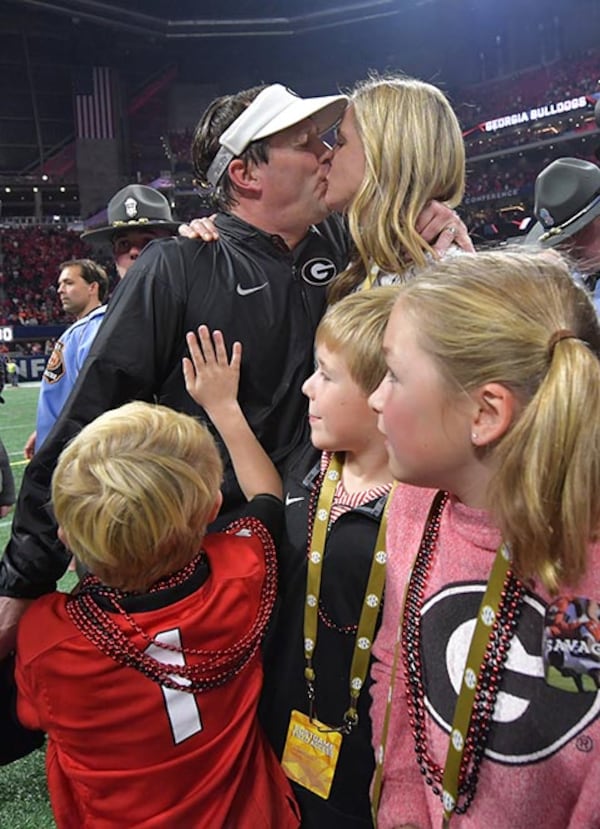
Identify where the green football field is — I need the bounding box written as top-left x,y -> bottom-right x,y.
0,385 -> 38,554
0,384 -> 74,829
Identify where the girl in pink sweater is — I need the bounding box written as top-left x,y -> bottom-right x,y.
369,249 -> 600,829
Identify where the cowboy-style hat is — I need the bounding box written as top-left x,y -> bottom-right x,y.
81,185 -> 180,243
526,158 -> 600,247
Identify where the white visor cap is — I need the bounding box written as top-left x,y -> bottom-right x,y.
207,84 -> 348,186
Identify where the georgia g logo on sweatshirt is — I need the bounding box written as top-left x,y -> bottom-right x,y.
420,584 -> 600,763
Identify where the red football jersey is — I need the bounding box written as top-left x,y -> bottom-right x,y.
16,528 -> 299,829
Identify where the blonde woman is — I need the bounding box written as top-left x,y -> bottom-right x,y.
325,73 -> 468,302
369,249 -> 600,829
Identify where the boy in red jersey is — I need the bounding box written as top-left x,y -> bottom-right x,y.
13,400 -> 298,829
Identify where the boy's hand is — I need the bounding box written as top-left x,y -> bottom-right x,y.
183,326 -> 241,418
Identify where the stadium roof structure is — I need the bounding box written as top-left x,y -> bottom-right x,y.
0,0 -> 450,180
1,0 -> 598,215
3,0 -> 435,38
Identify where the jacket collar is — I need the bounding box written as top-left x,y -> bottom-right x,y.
301,456 -> 390,520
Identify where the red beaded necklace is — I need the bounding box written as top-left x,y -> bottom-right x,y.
66,517 -> 277,694
401,492 -> 525,815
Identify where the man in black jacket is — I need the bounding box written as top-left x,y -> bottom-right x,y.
0,83 -> 350,653
0,82 -> 467,653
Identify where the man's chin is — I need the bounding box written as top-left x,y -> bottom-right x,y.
324,194 -> 349,214
308,203 -> 331,225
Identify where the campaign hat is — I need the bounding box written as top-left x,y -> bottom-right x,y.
81,185 -> 180,243
526,158 -> 600,247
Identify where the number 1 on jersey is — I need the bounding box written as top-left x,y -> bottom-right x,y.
145,627 -> 203,745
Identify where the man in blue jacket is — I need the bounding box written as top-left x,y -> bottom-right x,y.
23,258 -> 109,458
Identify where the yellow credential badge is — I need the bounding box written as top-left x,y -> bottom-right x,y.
281,710 -> 342,799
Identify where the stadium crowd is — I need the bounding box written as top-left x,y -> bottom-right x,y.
0,226 -> 93,326
456,48 -> 599,128
0,226 -> 121,362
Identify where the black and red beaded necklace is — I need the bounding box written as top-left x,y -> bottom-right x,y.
66,517 -> 277,694
401,491 -> 526,816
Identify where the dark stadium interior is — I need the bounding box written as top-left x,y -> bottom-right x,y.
1,0 -> 599,333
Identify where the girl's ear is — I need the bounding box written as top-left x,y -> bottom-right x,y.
470,382 -> 516,447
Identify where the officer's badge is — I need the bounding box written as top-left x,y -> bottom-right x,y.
124,197 -> 138,218
539,207 -> 554,228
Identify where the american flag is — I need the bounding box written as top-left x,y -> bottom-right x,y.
74,67 -> 115,140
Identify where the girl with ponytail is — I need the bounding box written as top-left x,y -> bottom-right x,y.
369,248 -> 600,829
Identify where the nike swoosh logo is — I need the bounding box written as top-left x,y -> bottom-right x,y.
285,494 -> 305,506
236,282 -> 268,296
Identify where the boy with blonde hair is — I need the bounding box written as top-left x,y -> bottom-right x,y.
180,292 -> 399,827
13,401 -> 298,828
261,287 -> 399,828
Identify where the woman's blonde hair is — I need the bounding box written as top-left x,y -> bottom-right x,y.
329,73 -> 465,304
316,286 -> 400,394
396,249 -> 600,593
52,402 -> 223,591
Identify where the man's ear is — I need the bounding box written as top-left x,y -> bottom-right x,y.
207,491 -> 224,525
227,159 -> 261,197
471,382 -> 517,447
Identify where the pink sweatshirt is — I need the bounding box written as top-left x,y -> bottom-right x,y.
371,484 -> 600,829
